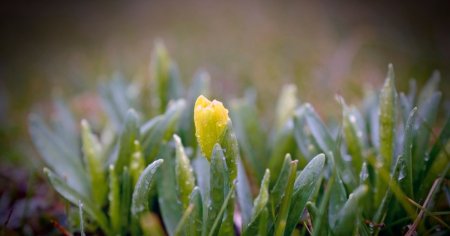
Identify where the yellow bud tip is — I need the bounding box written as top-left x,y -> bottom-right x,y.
194,95 -> 230,160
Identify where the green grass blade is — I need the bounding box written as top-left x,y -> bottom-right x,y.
379,63 -> 397,170
114,109 -> 140,176
274,160 -> 298,236
257,208 -> 269,236
81,119 -> 107,207
243,169 -> 270,234
207,182 -> 236,236
151,40 -> 171,113
270,154 -> 292,216
400,108 -> 417,198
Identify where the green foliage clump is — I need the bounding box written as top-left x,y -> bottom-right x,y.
30,42 -> 449,235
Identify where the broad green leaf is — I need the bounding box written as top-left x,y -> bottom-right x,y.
131,159 -> 164,216
217,125 -> 238,235
333,185 -> 368,235
81,119 -> 107,207
44,168 -> 110,235
379,64 -> 397,170
285,154 -> 325,236
174,135 -> 196,209
29,114 -> 89,197
205,144 -> 229,235
157,144 -> 183,236
208,182 -> 236,236
114,109 -> 140,175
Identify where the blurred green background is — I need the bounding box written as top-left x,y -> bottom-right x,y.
1,0 -> 449,183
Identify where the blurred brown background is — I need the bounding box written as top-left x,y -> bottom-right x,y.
0,0 -> 449,165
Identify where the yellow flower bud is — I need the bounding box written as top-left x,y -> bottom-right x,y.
194,95 -> 230,160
